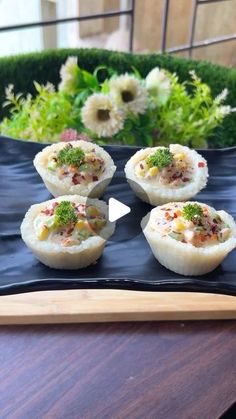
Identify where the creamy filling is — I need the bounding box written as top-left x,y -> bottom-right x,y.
135,149 -> 203,187
47,143 -> 105,185
34,201 -> 106,247
151,203 -> 231,248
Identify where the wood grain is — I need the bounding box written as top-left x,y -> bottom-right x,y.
0,321 -> 235,419
0,290 -> 236,324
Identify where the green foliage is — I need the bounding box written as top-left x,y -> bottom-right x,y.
0,83 -> 80,142
182,203 -> 204,222
57,145 -> 85,167
0,48 -> 235,147
54,201 -> 78,227
146,148 -> 173,169
152,72 -> 231,148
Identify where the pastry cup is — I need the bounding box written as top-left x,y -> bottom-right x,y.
34,140 -> 116,198
21,195 -> 115,270
141,202 -> 236,276
124,144 -> 208,206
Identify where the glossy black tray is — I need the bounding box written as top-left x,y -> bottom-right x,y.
0,135 -> 236,296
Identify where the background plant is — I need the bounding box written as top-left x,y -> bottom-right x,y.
0,53 -> 234,148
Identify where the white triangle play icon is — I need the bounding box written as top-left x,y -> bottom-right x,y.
108,198 -> 131,222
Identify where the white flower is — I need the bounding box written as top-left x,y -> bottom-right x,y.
214,88 -> 228,104
109,74 -> 148,115
5,84 -> 14,100
189,69 -> 197,80
81,93 -> 124,138
146,67 -> 171,105
44,82 -> 55,93
216,105 -> 235,118
208,105 -> 236,124
59,56 -> 79,94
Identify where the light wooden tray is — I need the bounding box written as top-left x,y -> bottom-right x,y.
0,290 -> 235,324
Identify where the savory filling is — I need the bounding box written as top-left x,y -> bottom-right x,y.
47,143 -> 105,185
34,200 -> 106,246
152,203 -> 231,247
135,148 -> 205,187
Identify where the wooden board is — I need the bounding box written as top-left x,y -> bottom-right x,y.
0,290 -> 235,324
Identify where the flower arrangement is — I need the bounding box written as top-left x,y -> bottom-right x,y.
0,56 -> 235,148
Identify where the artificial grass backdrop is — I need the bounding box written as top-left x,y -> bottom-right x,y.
0,48 -> 235,148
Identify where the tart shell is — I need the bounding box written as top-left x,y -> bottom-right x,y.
21,195 -> 115,270
141,202 -> 236,276
125,144 -> 208,205
34,140 -> 116,198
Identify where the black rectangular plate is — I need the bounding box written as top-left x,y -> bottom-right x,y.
0,135 -> 236,296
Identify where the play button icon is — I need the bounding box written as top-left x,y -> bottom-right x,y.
86,174 -> 150,242
108,197 -> 131,222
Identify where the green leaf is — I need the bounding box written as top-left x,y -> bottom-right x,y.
33,81 -> 42,93
130,66 -> 142,79
101,79 -> 110,94
74,90 -> 90,106
93,65 -> 108,79
145,134 -> 154,147
82,70 -> 99,89
76,68 -> 86,89
124,133 -> 136,145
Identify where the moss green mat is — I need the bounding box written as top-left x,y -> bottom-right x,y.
0,48 -> 235,147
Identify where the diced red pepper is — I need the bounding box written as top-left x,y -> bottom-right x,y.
72,174 -> 80,185
198,162 -> 205,168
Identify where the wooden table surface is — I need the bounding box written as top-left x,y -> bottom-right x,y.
0,320 -> 235,419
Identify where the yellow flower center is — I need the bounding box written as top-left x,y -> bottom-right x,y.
97,109 -> 110,122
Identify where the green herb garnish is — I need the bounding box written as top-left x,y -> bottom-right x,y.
182,203 -> 203,222
54,201 -> 78,227
146,148 -> 173,169
57,145 -> 85,167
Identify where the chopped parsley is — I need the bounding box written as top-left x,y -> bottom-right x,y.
182,203 -> 203,222
54,201 -> 78,227
146,148 -> 173,169
57,145 -> 85,167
